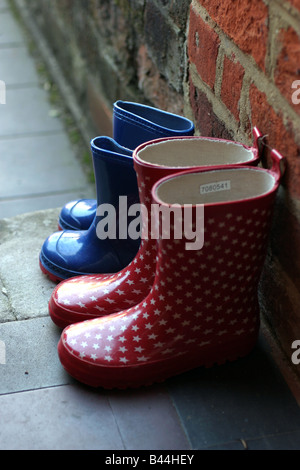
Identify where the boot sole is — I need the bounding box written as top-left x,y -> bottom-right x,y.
39,258 -> 65,283
58,334 -> 258,390
49,300 -> 100,329
39,252 -> 96,283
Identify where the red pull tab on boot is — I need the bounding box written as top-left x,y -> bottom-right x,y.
269,148 -> 287,183
252,128 -> 287,183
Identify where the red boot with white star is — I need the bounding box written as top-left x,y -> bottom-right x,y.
57,146 -> 285,389
49,132 -> 262,328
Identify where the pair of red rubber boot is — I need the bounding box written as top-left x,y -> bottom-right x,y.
51,132 -> 285,389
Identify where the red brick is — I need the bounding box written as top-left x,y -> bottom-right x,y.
274,26 -> 300,115
287,0 -> 300,10
221,54 -> 245,121
189,78 -> 233,139
188,5 -> 220,89
196,0 -> 268,70
249,84 -> 300,199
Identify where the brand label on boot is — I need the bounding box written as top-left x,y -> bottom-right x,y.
200,180 -> 231,195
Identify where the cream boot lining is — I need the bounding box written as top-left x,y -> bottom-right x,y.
137,138 -> 255,167
156,168 -> 275,205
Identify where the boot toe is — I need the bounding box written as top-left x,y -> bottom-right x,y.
40,226 -> 128,282
40,231 -> 73,281
40,230 -> 91,280
48,269 -> 142,328
49,274 -> 114,328
58,316 -> 142,388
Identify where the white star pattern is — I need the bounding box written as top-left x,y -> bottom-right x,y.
62,201 -> 273,369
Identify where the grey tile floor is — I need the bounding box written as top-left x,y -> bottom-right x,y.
0,0 -> 300,452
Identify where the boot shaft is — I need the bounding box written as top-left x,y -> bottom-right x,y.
150,150 -> 286,322
91,137 -> 141,262
133,133 -> 262,239
113,100 -> 195,150
91,137 -> 137,208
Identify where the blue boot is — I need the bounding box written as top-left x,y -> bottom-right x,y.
113,100 -> 195,150
40,137 -> 140,282
58,101 -> 194,230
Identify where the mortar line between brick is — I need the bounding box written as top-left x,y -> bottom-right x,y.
189,63 -> 245,141
264,0 -> 300,29
264,7 -> 281,80
239,74 -> 252,133
214,47 -> 225,99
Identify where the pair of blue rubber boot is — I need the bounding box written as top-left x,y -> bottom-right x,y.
39,100 -> 194,282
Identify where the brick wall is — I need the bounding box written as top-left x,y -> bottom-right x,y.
15,0 -> 300,376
